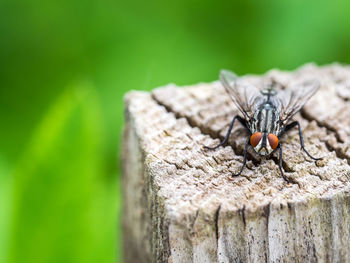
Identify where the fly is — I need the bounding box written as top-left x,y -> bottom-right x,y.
204,70 -> 322,183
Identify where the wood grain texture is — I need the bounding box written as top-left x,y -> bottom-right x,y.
122,64 -> 350,263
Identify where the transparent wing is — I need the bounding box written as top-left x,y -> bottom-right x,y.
276,79 -> 320,123
220,70 -> 263,121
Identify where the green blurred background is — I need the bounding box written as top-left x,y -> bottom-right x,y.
1,0 -> 350,262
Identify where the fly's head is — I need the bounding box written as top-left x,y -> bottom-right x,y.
250,132 -> 279,156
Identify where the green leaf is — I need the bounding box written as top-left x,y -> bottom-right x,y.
9,83 -> 118,263
0,156 -> 12,263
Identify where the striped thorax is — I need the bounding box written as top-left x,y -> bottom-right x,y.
249,88 -> 280,156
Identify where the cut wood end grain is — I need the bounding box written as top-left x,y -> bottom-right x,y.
122,63 -> 350,263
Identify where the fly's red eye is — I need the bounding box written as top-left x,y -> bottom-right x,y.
268,133 -> 279,149
250,132 -> 262,147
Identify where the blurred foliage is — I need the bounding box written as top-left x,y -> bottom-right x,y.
1,0 -> 350,262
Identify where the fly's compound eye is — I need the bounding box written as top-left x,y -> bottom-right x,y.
268,133 -> 279,150
250,132 -> 262,147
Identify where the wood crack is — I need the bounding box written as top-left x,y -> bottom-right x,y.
301,109 -> 344,144
151,92 -> 223,142
214,203 -> 221,261
301,109 -> 350,164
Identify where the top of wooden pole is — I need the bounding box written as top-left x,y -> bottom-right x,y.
125,63 -> 350,217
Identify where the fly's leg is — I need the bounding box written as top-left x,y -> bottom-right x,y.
285,121 -> 322,161
232,138 -> 250,177
278,144 -> 291,183
203,115 -> 247,150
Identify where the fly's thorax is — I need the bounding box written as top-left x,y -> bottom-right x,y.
249,102 -> 281,136
249,101 -> 281,156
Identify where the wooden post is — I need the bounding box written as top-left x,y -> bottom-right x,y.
122,64 -> 350,263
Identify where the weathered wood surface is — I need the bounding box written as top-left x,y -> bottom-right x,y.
122,64 -> 350,263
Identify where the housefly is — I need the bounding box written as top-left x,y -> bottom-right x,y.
204,70 -> 322,183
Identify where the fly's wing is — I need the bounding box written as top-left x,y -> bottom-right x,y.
276,79 -> 320,123
220,70 -> 263,121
